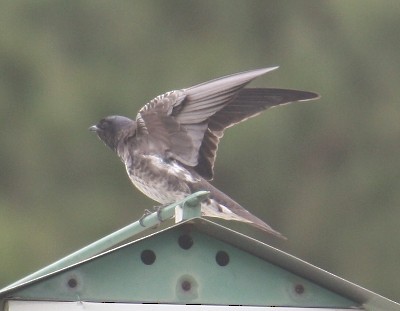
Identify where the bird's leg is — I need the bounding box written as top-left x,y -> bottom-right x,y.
139,203 -> 173,227
155,203 -> 172,222
139,209 -> 152,227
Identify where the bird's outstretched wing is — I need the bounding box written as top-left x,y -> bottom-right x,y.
135,67 -> 319,179
135,67 -> 279,166
195,88 -> 320,179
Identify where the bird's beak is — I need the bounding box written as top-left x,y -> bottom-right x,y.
89,125 -> 98,132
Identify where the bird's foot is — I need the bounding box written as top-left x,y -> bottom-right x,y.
139,203 -> 173,228
155,203 -> 170,222
139,209 -> 152,227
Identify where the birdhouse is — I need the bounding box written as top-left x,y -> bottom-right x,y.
0,192 -> 398,311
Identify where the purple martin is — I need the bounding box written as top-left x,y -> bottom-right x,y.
89,67 -> 319,238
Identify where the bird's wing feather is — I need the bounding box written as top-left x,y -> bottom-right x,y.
174,67 -> 278,124
195,88 -> 319,180
136,67 -> 279,166
136,91 -> 199,164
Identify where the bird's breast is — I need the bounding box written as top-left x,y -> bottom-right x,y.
125,154 -> 197,204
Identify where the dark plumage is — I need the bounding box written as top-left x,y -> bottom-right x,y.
90,67 -> 319,238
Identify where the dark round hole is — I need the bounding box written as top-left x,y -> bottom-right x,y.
67,278 -> 78,288
295,284 -> 305,295
215,250 -> 229,266
178,234 -> 193,250
181,280 -> 192,292
141,249 -> 156,265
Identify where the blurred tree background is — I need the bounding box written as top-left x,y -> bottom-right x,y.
1,0 -> 399,302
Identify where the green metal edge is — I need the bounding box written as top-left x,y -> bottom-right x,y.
191,218 -> 400,311
0,191 -> 208,294
0,205 -> 398,310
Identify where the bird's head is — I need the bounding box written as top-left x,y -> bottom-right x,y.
89,115 -> 136,152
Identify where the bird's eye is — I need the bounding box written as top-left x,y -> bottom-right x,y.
98,120 -> 109,130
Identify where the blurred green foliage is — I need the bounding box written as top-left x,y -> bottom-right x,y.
1,0 -> 399,302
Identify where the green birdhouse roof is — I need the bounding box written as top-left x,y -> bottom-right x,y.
0,217 -> 398,311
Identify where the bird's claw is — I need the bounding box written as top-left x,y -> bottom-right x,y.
156,206 -> 163,222
139,204 -> 171,228
139,209 -> 152,227
155,203 -> 170,222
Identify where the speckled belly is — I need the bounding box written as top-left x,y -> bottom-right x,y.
125,154 -> 195,204
128,173 -> 187,204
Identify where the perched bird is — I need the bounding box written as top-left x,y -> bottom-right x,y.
89,67 -> 319,238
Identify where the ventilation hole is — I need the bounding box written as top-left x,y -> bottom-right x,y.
295,284 -> 305,295
67,278 -> 78,289
178,234 -> 193,250
176,275 -> 198,299
141,249 -> 156,265
181,280 -> 192,292
215,250 -> 229,266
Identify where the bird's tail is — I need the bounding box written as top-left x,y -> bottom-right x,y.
193,177 -> 286,239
